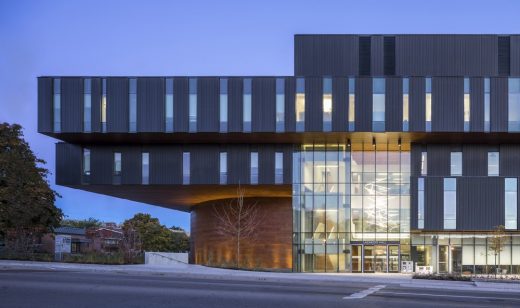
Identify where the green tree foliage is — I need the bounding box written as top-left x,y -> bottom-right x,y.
61,217 -> 102,229
122,214 -> 189,252
0,123 -> 62,239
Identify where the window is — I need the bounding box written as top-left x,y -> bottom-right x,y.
182,152 -> 190,185
418,178 -> 425,229
53,78 -> 61,133
220,152 -> 227,185
488,152 -> 499,176
372,78 -> 385,131
508,78 -> 520,131
250,152 -> 258,184
450,152 -> 462,176
276,78 -> 285,132
421,151 -> 427,176
348,78 -> 355,131
102,78 -> 107,132
484,78 -> 490,132
275,152 -> 283,184
142,152 -> 149,185
84,78 -> 91,132
403,78 -> 409,131
443,178 -> 457,229
189,78 -> 197,132
165,78 -> 174,132
505,178 -> 518,230
113,152 -> 121,185
425,78 -> 432,132
464,78 -> 470,132
82,148 -> 90,184
220,78 -> 228,132
129,78 -> 137,132
243,78 -> 252,132
323,77 -> 332,131
295,78 -> 305,132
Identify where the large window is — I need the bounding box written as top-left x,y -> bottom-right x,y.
403,78 -> 409,131
182,152 -> 190,185
348,78 -> 355,131
508,78 -> 520,132
323,78 -> 332,132
53,78 -> 61,133
443,178 -> 457,229
84,78 -> 91,132
425,78 -> 432,132
102,78 -> 107,133
464,78 -> 470,132
488,152 -> 499,176
189,78 -> 197,132
276,78 -> 285,132
243,78 -> 252,132
142,152 -> 149,185
82,148 -> 90,184
129,78 -> 137,132
418,178 -> 425,229
372,78 -> 385,131
296,78 -> 305,132
505,178 -> 518,230
421,151 -> 427,176
113,152 -> 122,185
484,78 -> 490,132
165,78 -> 174,132
220,152 -> 227,185
250,152 -> 258,184
450,152 -> 462,176
275,152 -> 283,184
220,78 -> 228,132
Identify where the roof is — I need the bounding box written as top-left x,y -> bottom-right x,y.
54,226 -> 86,236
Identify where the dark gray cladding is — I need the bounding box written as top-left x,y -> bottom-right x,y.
137,78 -> 165,132
61,78 -> 83,132
56,143 -> 82,185
384,77 -> 403,131
106,78 -> 129,133
431,77 -> 464,132
198,77 -> 219,132
252,78 -> 276,132
37,77 -> 53,133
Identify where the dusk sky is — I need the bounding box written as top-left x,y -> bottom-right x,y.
1,0 -> 519,231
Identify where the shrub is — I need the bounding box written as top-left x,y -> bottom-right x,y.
413,273 -> 471,281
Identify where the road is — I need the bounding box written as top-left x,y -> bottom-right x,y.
1,269 -> 520,307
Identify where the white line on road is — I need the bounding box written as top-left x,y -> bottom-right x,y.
377,291 -> 520,301
343,285 -> 386,299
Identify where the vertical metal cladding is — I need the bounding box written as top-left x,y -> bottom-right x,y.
60,78 -> 83,133
55,143 -> 82,185
384,36 -> 396,76
358,36 -> 371,76
370,36 -> 384,76
424,177 -> 443,230
490,77 -> 508,132
149,146 -> 182,184
331,77 -> 348,132
469,77 -> 484,132
106,78 -> 129,133
90,78 -> 102,133
410,176 -> 419,229
426,144 -> 451,176
500,144 -> 520,176
355,77 -> 372,131
189,145 -> 219,184
282,145 -> 292,185
432,77 -> 464,132
228,145 -> 250,184
409,77 -> 426,131
384,77 -> 403,131
258,145 -> 275,184
462,145 -> 488,176
37,77 -> 53,133
137,78 -> 166,132
252,78 -> 276,132
197,77 -> 219,132
304,77 -> 322,132
121,146 -> 142,184
498,36 -> 511,76
173,78 -> 188,132
228,78 -> 243,133
90,147 -> 113,185
511,35 -> 520,76
284,77 -> 296,132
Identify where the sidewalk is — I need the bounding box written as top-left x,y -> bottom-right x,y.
2,260 -> 520,293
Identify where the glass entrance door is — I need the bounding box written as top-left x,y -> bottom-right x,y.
352,245 -> 362,272
388,245 -> 400,272
364,246 -> 375,272
374,245 -> 388,272
439,245 -> 449,273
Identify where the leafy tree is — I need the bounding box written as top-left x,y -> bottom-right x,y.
170,227 -> 190,253
0,123 -> 62,251
488,224 -> 507,277
61,217 -> 102,229
123,213 -> 184,252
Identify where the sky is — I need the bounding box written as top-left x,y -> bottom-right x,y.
0,0 -> 519,231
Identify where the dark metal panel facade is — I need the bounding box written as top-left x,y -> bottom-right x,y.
332,77 -> 348,132
500,144 -> 520,176
228,77 -> 243,133
174,78 -> 189,132
427,144 -> 450,176
355,77 -> 372,131
469,77 -> 484,132
228,145 -> 250,184
358,36 -> 371,76
371,36 -> 384,76
284,77 -> 296,132
432,77 -> 464,132
190,145 -> 218,184
384,36 -> 396,76
498,36 -> 511,76
91,147 -> 113,185
305,77 -> 322,132
252,78 -> 276,132
424,177 -> 443,230
61,78 -> 83,133
462,144 -> 488,176
38,77 -> 53,133
294,35 -> 358,76
55,143 -> 81,185
457,177 -> 504,230
282,145 -> 292,184
258,145 -> 275,184
90,78 -> 102,133
198,77 -> 219,132
409,77 -> 426,131
137,78 -> 165,133
149,146 -> 182,184
511,35 -> 520,76
122,146 -> 141,184
410,177 -> 418,229
490,77 -> 508,132
385,77 -> 402,131
106,78 -> 129,133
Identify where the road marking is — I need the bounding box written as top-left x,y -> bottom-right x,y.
343,285 -> 386,299
377,291 -> 520,301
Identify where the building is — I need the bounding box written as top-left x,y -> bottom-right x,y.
86,227 -> 123,253
38,34 -> 520,274
42,226 -> 89,254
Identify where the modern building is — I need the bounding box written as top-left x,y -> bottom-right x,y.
38,34 -> 520,274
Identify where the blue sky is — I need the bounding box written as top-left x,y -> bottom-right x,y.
0,0 -> 519,230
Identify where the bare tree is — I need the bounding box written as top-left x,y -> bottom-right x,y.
120,227 -> 142,263
488,225 -> 507,277
213,185 -> 263,269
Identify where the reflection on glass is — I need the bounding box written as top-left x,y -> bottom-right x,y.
508,78 -> 520,132
372,78 -> 385,131
189,78 -> 197,132
484,78 -> 490,132
142,152 -> 149,185
220,78 -> 228,132
464,78 -> 470,132
102,78 -> 107,132
403,78 -> 409,131
243,78 -> 252,132
165,78 -> 174,132
323,78 -> 332,132
505,178 -> 517,229
425,78 -> 432,132
220,152 -> 227,184
53,78 -> 61,133
182,152 -> 190,185
450,152 -> 462,176
488,152 -> 499,176
348,78 -> 355,131
296,78 -> 305,131
250,152 -> 258,184
276,78 -> 285,132
84,78 -> 91,132
444,178 -> 457,229
129,78 -> 137,132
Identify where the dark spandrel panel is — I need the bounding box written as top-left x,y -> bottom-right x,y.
424,177 -> 443,230
498,36 -> 511,76
173,78 -> 189,132
371,36 -> 384,76
56,143 -> 82,185
512,36 -> 520,76
106,78 -> 129,133
38,78 -> 53,133
490,77 -> 508,132
358,36 -> 371,76
304,77 -> 322,132
384,36 -> 396,76
137,78 -> 165,133
284,78 -> 296,132
469,78 -> 484,132
384,77 -> 403,132
197,78 -> 219,132
431,77 -> 464,132
408,77 -> 426,132
252,78 -> 276,132
457,177 -> 504,230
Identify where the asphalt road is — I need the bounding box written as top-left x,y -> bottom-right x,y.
1,269 -> 520,308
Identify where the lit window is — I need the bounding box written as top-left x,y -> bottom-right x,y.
505,178 -> 518,230
421,151 -> 427,176
101,79 -> 107,133
189,78 -> 197,132
488,152 -> 499,176
450,152 -> 462,176
275,152 -> 283,184
508,78 -> 520,132
348,78 -> 355,131
129,78 -> 137,132
418,178 -> 424,229
84,79 -> 91,132
276,78 -> 285,132
142,152 -> 149,185
295,78 -> 305,132
250,152 -> 258,184
165,78 -> 174,132
220,78 -> 228,132
220,152 -> 227,185
484,78 -> 490,132
464,78 -> 470,132
403,78 -> 409,131
243,78 -> 252,132
53,78 -> 61,133
183,152 -> 190,185
443,178 -> 457,229
82,148 -> 90,184
372,78 -> 385,131
425,78 -> 432,132
323,78 -> 332,132
113,152 -> 121,185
